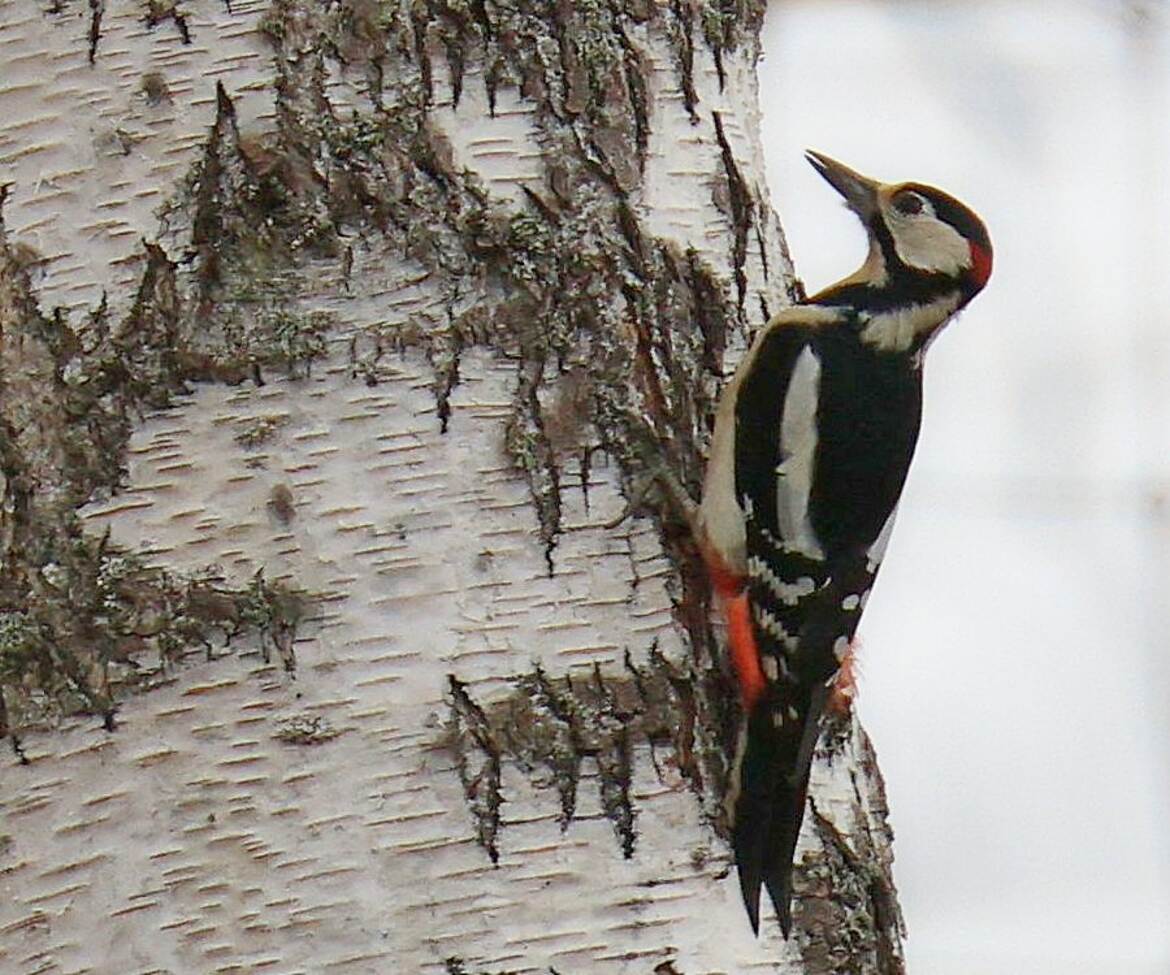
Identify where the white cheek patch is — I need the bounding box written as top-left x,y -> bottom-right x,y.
887,207 -> 971,276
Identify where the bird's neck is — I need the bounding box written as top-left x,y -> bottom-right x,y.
852,289 -> 962,353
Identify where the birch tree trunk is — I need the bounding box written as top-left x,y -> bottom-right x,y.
0,2 -> 904,972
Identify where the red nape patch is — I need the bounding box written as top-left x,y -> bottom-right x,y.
968,241 -> 993,288
724,593 -> 767,711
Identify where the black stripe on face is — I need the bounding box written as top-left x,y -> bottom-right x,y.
810,213 -> 965,312
812,274 -> 958,314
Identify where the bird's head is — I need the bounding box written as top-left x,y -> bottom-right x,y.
805,150 -> 992,306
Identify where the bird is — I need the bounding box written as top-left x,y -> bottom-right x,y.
695,151 -> 992,937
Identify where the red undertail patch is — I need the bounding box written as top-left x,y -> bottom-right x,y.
700,546 -> 766,711
725,592 -> 766,711
704,550 -> 743,603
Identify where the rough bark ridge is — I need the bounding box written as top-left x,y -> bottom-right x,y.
0,2 -> 903,972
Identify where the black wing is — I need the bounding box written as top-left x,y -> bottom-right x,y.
729,317 -> 923,935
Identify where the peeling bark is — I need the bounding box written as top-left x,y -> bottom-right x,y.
0,2 -> 901,972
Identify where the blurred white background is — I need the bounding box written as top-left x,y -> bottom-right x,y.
759,1 -> 1170,972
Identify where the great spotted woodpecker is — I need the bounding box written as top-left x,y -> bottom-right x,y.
697,152 -> 992,936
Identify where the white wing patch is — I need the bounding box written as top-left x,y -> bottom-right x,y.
774,345 -> 824,559
697,305 -> 845,574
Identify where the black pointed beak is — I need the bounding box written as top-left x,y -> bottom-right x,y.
805,150 -> 880,219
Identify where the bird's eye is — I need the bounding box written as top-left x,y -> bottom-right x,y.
892,191 -> 925,216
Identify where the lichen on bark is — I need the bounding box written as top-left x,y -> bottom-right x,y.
0,189 -> 307,745
12,0 -> 764,841
4,2 -> 906,966
233,0 -> 755,671
446,649 -> 707,861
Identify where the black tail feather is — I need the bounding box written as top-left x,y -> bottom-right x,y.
737,847 -> 764,935
733,683 -> 829,938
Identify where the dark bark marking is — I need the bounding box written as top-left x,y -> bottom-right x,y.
793,794 -> 905,975
434,315 -> 464,435
753,187 -> 770,281
670,0 -> 700,124
411,7 -> 434,105
609,5 -> 651,169
591,662 -> 637,857
712,111 -> 752,317
448,653 -> 720,861
448,676 -> 503,865
506,358 -> 562,575
685,247 -> 731,375
526,665 -> 587,827
144,1 -> 192,45
87,0 -> 103,64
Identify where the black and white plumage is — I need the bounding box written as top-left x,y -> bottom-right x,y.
696,152 -> 992,936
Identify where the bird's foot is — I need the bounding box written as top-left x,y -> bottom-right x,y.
827,640 -> 860,716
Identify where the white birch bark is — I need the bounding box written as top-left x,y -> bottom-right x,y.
0,2 -> 903,972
